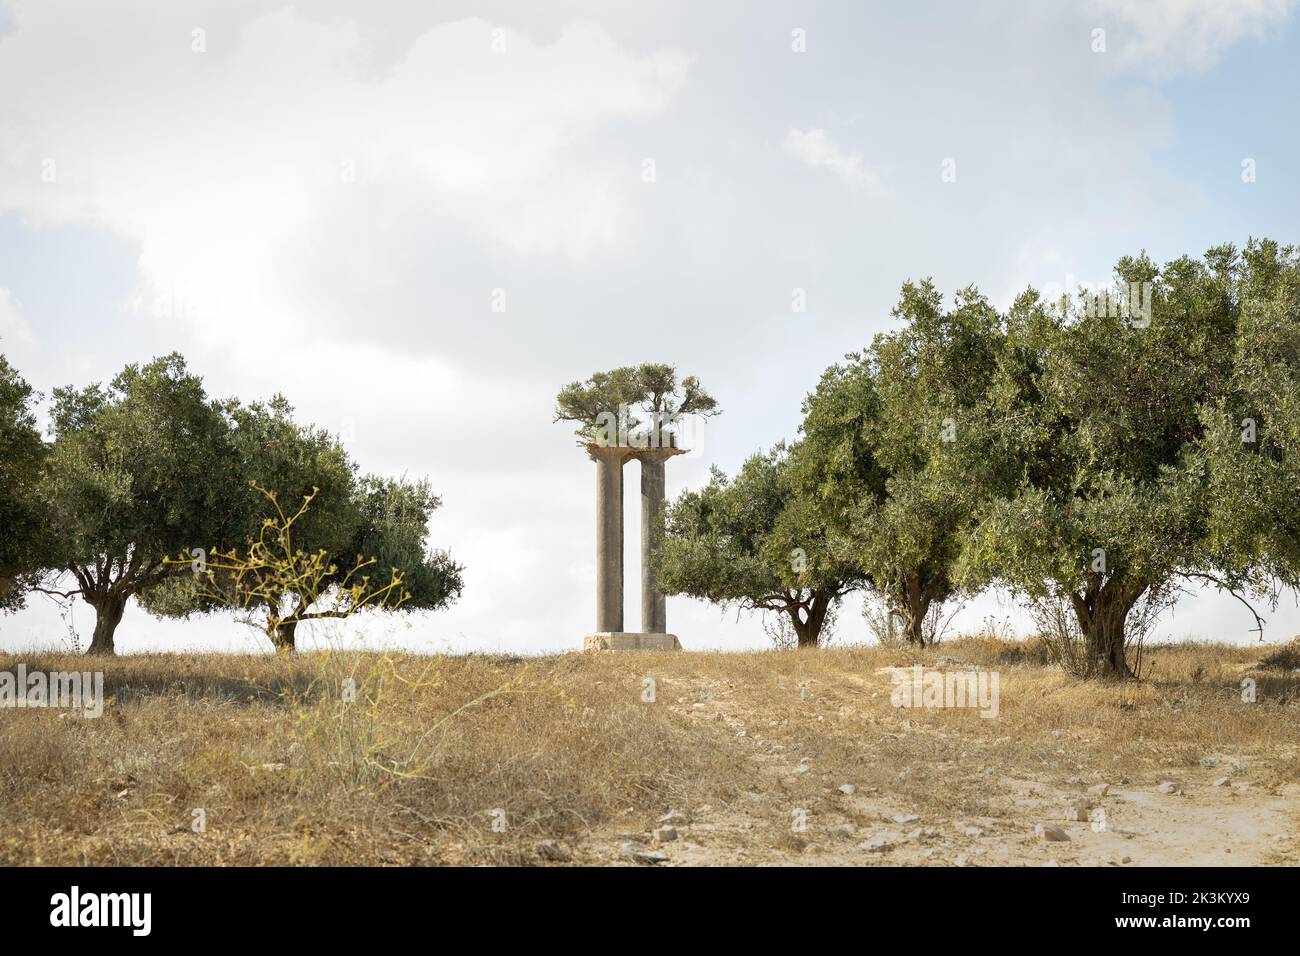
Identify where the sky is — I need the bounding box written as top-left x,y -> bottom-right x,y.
1,0 -> 1298,655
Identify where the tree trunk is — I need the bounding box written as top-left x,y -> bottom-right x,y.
1072,584 -> 1141,679
902,574 -> 931,647
271,619 -> 298,653
86,593 -> 126,655
790,591 -> 831,648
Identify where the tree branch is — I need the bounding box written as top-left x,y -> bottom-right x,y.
1180,570 -> 1267,638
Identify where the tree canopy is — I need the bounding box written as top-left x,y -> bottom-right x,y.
555,363 -> 718,446
791,282 -> 1009,644
656,443 -> 857,647
660,240 -> 1300,675
15,353 -> 463,655
38,353 -> 244,652
0,355 -> 47,612
144,395 -> 464,651
958,243 -> 1292,676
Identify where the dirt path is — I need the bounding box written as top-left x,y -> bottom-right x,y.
583,668 -> 1300,866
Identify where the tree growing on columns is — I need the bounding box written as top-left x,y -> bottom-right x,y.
555,364 -> 718,636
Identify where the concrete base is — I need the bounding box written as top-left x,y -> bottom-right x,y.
584,632 -> 682,652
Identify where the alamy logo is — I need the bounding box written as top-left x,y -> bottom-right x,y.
0,665 -> 103,718
49,886 -> 151,936
888,665 -> 1000,718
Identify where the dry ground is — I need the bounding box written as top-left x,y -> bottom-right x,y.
1,639 -> 1297,866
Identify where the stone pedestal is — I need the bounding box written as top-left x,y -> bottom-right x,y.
584,632 -> 682,652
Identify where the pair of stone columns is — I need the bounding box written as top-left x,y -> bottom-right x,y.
585,443 -> 684,651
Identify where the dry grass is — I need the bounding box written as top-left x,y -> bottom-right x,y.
1258,638 -> 1300,672
1,639 -> 1297,866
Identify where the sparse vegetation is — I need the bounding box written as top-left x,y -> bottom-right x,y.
1,639 -> 1295,866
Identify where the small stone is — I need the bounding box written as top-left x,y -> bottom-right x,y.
1213,777 -> 1230,787
1035,824 -> 1070,843
962,825 -> 985,838
893,814 -> 920,824
1121,855 -> 1132,864
838,784 -> 857,795
1157,781 -> 1183,795
620,843 -> 668,865
652,826 -> 678,844
793,764 -> 810,775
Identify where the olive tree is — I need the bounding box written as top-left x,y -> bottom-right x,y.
38,354 -> 243,654
0,355 -> 47,612
1200,240 -> 1300,606
793,282 -> 1007,645
554,366 -> 646,444
144,395 -> 464,651
554,363 -> 718,446
657,443 -> 857,647
960,248 -> 1249,678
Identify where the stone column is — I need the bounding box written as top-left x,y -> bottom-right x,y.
634,446 -> 686,634
589,444 -> 631,633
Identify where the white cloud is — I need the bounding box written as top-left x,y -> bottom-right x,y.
1089,0 -> 1294,74
0,287 -> 34,346
783,127 -> 879,189
0,6 -> 690,348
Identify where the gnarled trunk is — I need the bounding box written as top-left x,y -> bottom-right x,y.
894,572 -> 935,647
86,592 -> 126,655
904,575 -> 932,647
1071,583 -> 1144,679
270,619 -> 298,654
790,590 -> 832,648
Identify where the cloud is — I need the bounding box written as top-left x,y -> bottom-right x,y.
783,127 -> 879,189
1088,0 -> 1294,74
0,287 -> 34,346
0,6 -> 690,349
